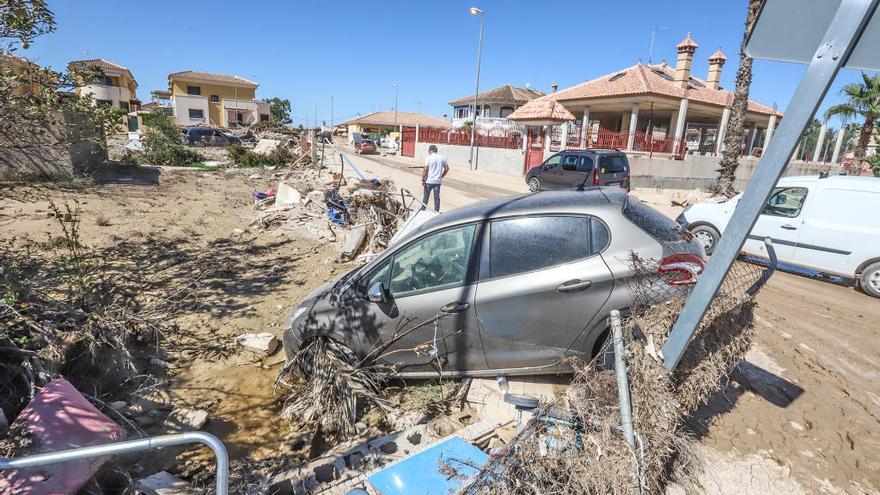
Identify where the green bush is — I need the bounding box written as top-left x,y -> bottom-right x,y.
142,112 -> 202,166
867,153 -> 880,177
226,143 -> 293,168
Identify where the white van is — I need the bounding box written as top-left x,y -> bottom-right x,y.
677,175 -> 880,297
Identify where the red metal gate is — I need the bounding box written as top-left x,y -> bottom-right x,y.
524,127 -> 545,174
401,126 -> 416,157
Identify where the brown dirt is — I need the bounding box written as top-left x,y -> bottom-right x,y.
0,166 -> 359,463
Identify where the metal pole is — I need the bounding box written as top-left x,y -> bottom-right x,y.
610,309 -> 640,491
394,84 -> 399,134
0,432 -> 229,495
468,9 -> 485,170
661,0 -> 880,371
330,95 -> 334,129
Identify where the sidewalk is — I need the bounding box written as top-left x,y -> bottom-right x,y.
329,143 -> 528,210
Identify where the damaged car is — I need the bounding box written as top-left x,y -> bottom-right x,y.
283,189 -> 703,377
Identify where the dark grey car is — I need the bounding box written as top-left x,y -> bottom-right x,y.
283,189 -> 701,378
526,150 -> 631,192
182,127 -> 241,146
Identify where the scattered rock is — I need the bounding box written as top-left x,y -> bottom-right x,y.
135,471 -> 196,495
149,357 -> 171,369
108,400 -> 127,410
275,182 -> 302,206
231,228 -> 246,237
225,169 -> 238,176
249,174 -> 262,180
163,407 -> 209,432
134,415 -> 155,427
790,421 -> 805,431
234,332 -> 281,356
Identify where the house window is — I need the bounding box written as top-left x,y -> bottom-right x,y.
210,95 -> 219,103
96,99 -> 112,107
189,109 -> 204,119
120,101 -> 130,112
103,76 -> 114,86
500,106 -> 515,118
186,86 -> 201,96
260,114 -> 270,122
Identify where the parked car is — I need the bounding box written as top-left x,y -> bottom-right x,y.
677,175 -> 880,297
181,127 -> 241,147
526,150 -> 631,192
283,189 -> 703,377
356,140 -> 377,154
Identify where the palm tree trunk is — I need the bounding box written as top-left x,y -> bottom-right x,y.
852,115 -> 874,174
712,0 -> 762,198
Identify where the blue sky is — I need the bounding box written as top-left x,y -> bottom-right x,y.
18,0 -> 874,130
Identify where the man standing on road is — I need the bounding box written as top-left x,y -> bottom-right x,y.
422,145 -> 449,211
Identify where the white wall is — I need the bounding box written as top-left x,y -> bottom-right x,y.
81,85 -> 132,109
172,94 -> 210,126
414,142 -> 526,176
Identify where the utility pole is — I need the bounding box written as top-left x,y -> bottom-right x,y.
314,105 -> 317,129
468,7 -> 485,171
330,95 -> 334,129
394,84 -> 399,134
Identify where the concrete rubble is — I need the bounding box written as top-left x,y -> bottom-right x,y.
235,332 -> 281,356
163,407 -> 209,432
135,471 -> 196,495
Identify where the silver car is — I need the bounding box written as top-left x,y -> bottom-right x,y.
283,189 -> 702,377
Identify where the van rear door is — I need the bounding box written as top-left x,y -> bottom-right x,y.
598,154 -> 629,189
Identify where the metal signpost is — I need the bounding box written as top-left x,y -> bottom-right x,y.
661,0 -> 880,370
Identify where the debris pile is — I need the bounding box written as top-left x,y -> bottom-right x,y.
248,157 -> 407,262
462,257 -> 766,495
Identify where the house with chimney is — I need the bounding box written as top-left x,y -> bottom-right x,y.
507,34 -> 783,170
448,84 -> 545,126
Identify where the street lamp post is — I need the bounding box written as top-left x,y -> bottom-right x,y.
330,95 -> 334,129
468,7 -> 485,171
394,84 -> 399,135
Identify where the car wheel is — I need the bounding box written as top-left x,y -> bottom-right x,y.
528,176 -> 541,192
690,224 -> 720,255
859,262 -> 880,298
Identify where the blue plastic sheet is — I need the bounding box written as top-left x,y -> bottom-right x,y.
367,437 -> 488,495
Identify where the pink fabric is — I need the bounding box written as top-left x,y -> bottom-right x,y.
1,379 -> 126,494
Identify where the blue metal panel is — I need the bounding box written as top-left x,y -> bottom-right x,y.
367,437 -> 488,495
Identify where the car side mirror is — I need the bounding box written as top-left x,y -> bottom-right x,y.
368,282 -> 388,303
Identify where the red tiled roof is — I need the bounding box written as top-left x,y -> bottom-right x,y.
708,49 -> 728,62
544,63 -> 781,117
506,99 -> 576,123
677,33 -> 699,50
168,71 -> 258,88
449,84 -> 545,106
346,111 -> 451,128
68,58 -> 137,86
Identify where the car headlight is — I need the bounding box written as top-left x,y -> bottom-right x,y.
291,305 -> 308,323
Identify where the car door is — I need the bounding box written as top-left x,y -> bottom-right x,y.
474,215 -> 614,371
539,153 -> 564,188
560,153 -> 586,188
360,223 -> 486,373
744,185 -> 809,262
575,155 -> 595,188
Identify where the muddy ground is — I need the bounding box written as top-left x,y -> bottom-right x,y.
2,162 -> 879,494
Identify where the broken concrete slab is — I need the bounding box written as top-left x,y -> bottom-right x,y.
340,225 -> 367,259
163,407 -> 209,432
275,182 -> 302,207
234,332 -> 281,356
135,471 -> 196,495
253,139 -> 281,156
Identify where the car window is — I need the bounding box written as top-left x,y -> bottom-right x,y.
599,155 -> 628,173
591,217 -> 610,253
561,154 -> 579,171
542,154 -> 561,170
623,198 -> 683,242
389,224 -> 476,296
365,260 -> 391,290
489,216 -> 589,278
762,187 -> 808,218
577,156 -> 594,172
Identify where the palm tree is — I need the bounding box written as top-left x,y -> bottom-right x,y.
825,72 -> 880,173
712,0 -> 763,198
